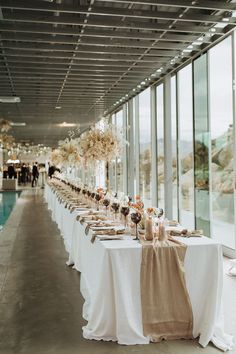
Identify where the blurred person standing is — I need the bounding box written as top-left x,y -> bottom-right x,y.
48,162 -> 55,178
31,162 -> 39,187
21,163 -> 27,185
7,164 -> 15,179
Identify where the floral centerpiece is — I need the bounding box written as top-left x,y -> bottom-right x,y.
129,195 -> 144,213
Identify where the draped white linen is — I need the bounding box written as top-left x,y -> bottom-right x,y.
44,184 -> 234,351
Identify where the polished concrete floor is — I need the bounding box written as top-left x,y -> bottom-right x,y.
0,189 -> 235,354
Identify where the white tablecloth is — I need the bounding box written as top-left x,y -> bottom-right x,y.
44,184 -> 234,351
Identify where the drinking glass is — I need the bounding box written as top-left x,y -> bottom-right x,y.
131,212 -> 142,240
103,198 -> 110,216
120,206 -> 130,227
111,202 -> 120,220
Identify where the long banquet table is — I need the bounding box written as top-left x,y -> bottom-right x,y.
44,183 -> 234,351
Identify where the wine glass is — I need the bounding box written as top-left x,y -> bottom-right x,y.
157,208 -> 164,219
87,190 -> 91,197
120,206 -> 130,227
111,202 -> 120,220
90,192 -> 95,208
103,198 -> 110,216
95,193 -> 102,210
82,189 -> 87,203
131,212 -> 142,240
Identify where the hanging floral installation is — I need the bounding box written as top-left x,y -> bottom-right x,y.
51,126 -> 81,167
50,148 -> 63,166
0,119 -> 12,133
58,137 -> 81,166
79,123 -> 123,163
0,134 -> 15,149
50,121 -> 126,189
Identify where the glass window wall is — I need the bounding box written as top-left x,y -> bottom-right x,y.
193,54 -> 210,236
177,64 -> 195,229
138,88 -> 151,203
156,84 -> 165,209
209,36 -> 235,249
171,76 -> 178,220
116,110 -> 124,193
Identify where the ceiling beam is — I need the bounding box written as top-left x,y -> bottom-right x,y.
0,50 -> 173,62
0,76 -> 142,83
0,68 -> 152,77
0,14 -> 219,33
97,0 -> 236,12
0,28 -> 209,48
0,23 -> 219,40
2,64 -> 155,74
0,19 -> 224,37
0,1 -> 234,23
0,33 -> 195,50
0,42 -> 184,56
0,57 -> 159,67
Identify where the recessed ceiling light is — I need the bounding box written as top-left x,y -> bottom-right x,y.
59,122 -> 76,127
214,22 -> 228,28
55,106 -> 61,109
182,49 -> 192,53
222,17 -> 230,22
0,96 -> 21,103
197,36 -> 204,41
10,122 -> 26,126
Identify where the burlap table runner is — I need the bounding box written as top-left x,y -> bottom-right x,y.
141,238 -> 193,342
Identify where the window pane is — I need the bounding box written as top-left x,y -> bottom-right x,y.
109,114 -> 116,191
116,110 -> 123,193
209,36 -> 235,249
139,88 -> 151,203
177,64 -> 195,229
193,54 -> 210,236
171,76 -> 178,220
156,84 -> 164,208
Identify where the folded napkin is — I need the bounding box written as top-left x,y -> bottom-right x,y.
91,229 -> 125,243
168,229 -> 203,237
85,223 -> 109,235
168,220 -> 179,227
